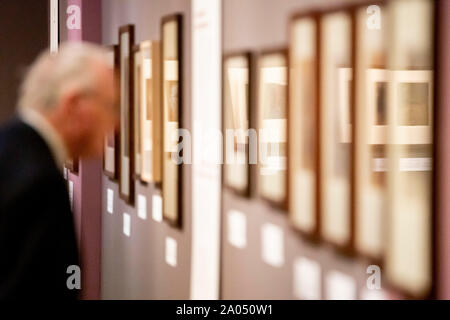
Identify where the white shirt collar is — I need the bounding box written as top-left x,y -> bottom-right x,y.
19,107 -> 68,171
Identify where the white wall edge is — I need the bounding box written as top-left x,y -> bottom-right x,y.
190,0 -> 222,300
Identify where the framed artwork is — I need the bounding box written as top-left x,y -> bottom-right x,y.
65,158 -> 78,173
257,49 -> 288,209
288,14 -> 319,237
103,44 -> 119,179
133,45 -> 142,180
319,10 -> 353,250
390,70 -> 433,144
222,52 -> 252,196
161,14 -> 183,227
338,67 -> 352,144
354,2 -> 388,262
140,40 -> 162,184
367,69 -> 388,144
119,24 -> 135,204
365,70 -> 433,145
384,0 -> 435,299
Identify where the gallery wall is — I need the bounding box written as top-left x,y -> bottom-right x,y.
97,0 -> 448,300
59,0 -> 104,300
0,0 -> 49,123
220,0 -> 387,300
435,0 -> 450,299
101,0 -> 192,299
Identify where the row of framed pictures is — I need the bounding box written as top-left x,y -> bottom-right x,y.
222,0 -> 436,298
102,14 -> 183,228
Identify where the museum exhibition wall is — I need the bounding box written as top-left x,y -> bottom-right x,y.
58,0 -> 104,300
0,0 -> 49,123
56,0 -> 449,299
100,0 -> 192,299
220,0 -> 444,300
434,0 -> 450,299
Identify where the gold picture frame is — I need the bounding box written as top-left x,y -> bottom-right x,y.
319,10 -> 353,250
140,40 -> 162,185
133,45 -> 142,180
288,14 -> 320,237
103,44 -> 119,180
118,24 -> 135,204
161,14 -> 183,227
257,49 -> 288,209
384,0 -> 435,299
223,52 -> 252,196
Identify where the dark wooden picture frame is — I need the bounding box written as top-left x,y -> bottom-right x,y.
65,158 -> 79,173
317,6 -> 355,255
161,14 -> 183,227
103,44 -> 119,180
383,0 -> 436,299
140,40 -> 162,185
118,24 -> 135,204
222,51 -> 253,197
352,0 -> 388,266
257,48 -> 288,211
287,12 -> 321,241
133,44 -> 144,183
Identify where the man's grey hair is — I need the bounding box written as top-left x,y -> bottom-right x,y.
18,42 -> 110,111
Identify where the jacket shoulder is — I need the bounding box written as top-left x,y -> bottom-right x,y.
0,118 -> 60,201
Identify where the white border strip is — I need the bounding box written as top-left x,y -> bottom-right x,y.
190,0 -> 222,300
50,0 -> 59,53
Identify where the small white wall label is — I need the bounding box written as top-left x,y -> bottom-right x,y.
123,213 -> 131,237
137,194 -> 147,220
227,210 -> 247,249
293,257 -> 322,300
152,194 -> 163,222
68,180 -> 74,211
326,270 -> 357,300
360,287 -> 388,300
107,188 -> 114,214
261,223 -> 284,267
165,237 -> 177,267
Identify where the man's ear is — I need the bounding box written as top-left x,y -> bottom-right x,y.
59,90 -> 86,133
59,90 -> 81,116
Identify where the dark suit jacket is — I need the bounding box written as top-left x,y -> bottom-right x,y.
0,117 -> 79,299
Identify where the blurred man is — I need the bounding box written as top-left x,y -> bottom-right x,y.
0,43 -> 116,299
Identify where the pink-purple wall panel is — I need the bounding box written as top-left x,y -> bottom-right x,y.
66,0 -> 103,300
436,0 -> 450,300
